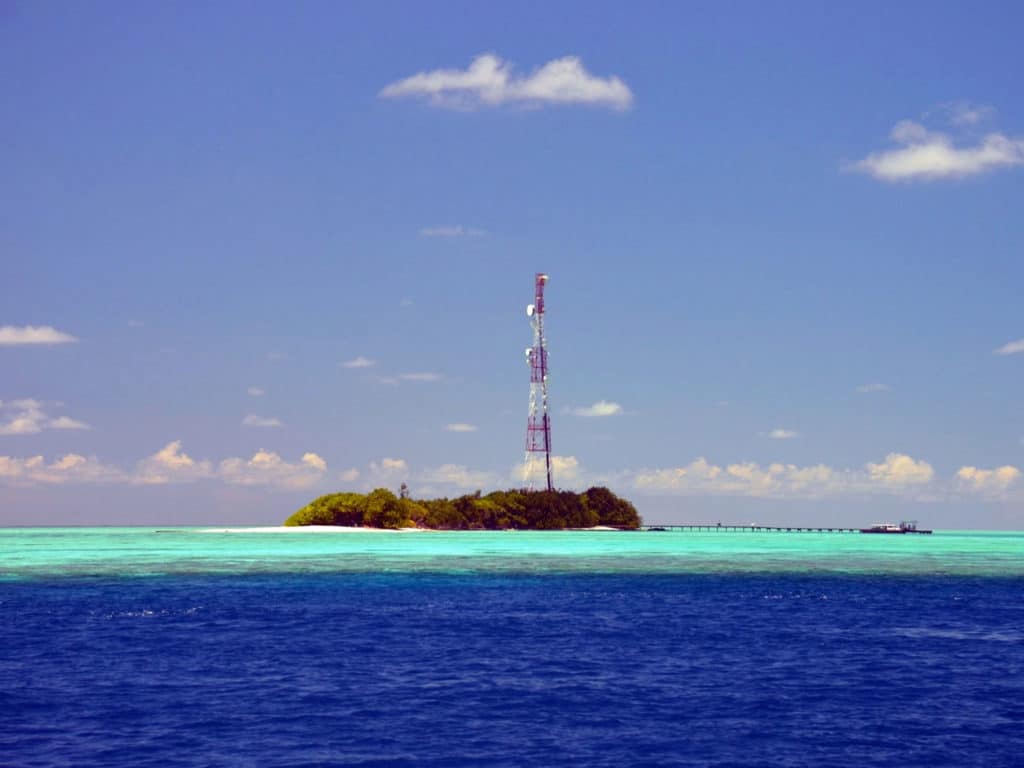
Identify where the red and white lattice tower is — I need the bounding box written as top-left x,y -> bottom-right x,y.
524,273 -> 553,492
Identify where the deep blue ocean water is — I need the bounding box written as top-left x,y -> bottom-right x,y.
2,572 -> 1023,767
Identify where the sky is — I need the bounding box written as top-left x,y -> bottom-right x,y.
2,1 -> 1023,527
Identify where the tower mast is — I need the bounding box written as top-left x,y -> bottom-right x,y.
524,272 -> 553,492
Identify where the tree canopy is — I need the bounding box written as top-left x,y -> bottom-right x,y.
284,487 -> 641,530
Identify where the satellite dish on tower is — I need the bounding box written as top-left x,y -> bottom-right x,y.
527,304 -> 535,317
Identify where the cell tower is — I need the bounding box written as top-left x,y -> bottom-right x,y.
524,272 -> 553,492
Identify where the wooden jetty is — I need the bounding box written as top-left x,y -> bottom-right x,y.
641,524 -> 859,533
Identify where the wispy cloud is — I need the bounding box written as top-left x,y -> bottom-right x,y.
942,101 -> 996,126
342,356 -> 376,369
242,414 -> 284,428
0,325 -> 78,346
571,400 -> 622,418
0,399 -> 90,435
851,117 -> 1024,181
376,371 -> 442,385
380,53 -> 633,111
445,423 -> 477,433
856,383 -> 892,393
994,339 -> 1024,356
247,386 -> 265,397
419,226 -> 486,238
47,416 -> 91,431
767,429 -> 799,440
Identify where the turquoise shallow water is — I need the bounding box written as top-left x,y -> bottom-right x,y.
2,527 -> 1023,579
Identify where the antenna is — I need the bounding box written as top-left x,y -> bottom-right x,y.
524,273 -> 553,492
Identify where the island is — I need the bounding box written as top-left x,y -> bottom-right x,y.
284,486 -> 641,530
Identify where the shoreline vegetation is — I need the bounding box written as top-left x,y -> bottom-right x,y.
284,486 -> 642,530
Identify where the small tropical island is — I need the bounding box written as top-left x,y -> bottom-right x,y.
284,485 -> 642,530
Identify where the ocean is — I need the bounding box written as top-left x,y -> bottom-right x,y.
2,528 -> 1023,766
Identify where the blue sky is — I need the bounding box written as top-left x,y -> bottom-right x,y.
2,1 -> 1023,526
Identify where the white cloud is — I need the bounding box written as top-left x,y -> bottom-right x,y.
0,451 -> 111,485
247,386 -> 265,397
419,463 -> 498,490
135,441 -> 214,485
0,415 -> 42,435
551,455 -> 581,481
364,457 -> 409,487
853,119 -> 1024,181
856,383 -> 892,394
768,429 -> 799,440
0,399 -> 90,435
0,325 -> 78,346
419,226 -> 486,238
994,339 -> 1024,356
445,423 -> 477,433
137,442 -> 323,489
514,455 -> 583,488
242,414 -> 284,428
866,453 -> 934,486
572,400 -> 622,418
634,453 -> 935,499
2,440 -> 1021,506
220,450 -> 327,489
956,465 -> 1021,495
0,453 -> 123,485
342,356 -> 376,369
380,53 -> 633,111
302,452 -> 327,472
1,441 -> 328,490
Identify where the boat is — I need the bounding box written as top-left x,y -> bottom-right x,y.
859,520 -> 933,534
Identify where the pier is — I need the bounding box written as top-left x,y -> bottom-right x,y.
641,524 -> 860,533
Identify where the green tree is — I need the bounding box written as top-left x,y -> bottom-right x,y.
284,492 -> 367,526
364,488 -> 405,529
584,486 -> 641,528
285,485 -> 640,530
